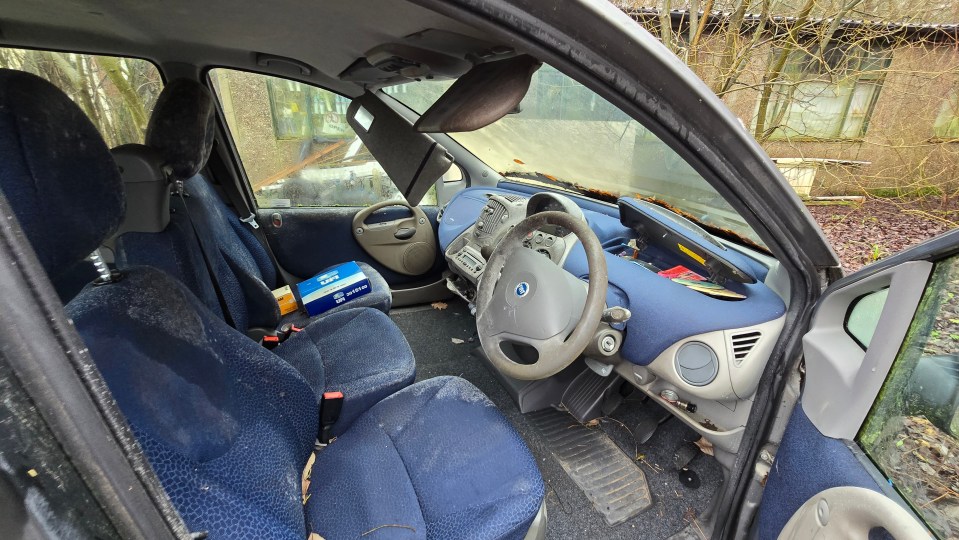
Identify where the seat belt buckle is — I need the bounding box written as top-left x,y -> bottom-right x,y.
240,213 -> 260,229
278,322 -> 303,342
260,334 -> 280,350
319,391 -> 344,445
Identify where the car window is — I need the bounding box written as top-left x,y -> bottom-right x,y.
0,47 -> 162,147
858,256 -> 959,539
845,288 -> 890,349
207,68 -> 436,208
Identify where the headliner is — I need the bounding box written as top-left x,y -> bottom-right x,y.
0,0 -> 506,95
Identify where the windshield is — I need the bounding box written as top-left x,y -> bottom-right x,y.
389,65 -> 766,249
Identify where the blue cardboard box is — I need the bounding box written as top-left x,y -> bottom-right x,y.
296,261 -> 371,316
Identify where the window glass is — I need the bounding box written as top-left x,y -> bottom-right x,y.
0,47 -> 162,147
846,288 -> 890,349
933,89 -> 959,140
858,256 -> 959,539
208,69 -> 435,208
761,43 -> 890,140
389,65 -> 765,250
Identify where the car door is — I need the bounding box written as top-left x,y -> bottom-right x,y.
754,229 -> 959,539
206,68 -> 452,303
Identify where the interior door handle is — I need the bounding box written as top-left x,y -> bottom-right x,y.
394,227 -> 416,240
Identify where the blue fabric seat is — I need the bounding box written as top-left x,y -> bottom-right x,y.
307,376 -> 545,539
0,68 -> 545,540
116,78 -> 392,329
113,80 -> 411,418
274,306 -> 416,434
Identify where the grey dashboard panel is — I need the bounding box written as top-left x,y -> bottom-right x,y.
803,261 -> 933,439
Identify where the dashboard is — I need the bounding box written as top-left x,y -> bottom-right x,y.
444,192 -> 583,287
438,186 -> 788,453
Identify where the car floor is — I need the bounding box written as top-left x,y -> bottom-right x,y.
390,299 -> 723,540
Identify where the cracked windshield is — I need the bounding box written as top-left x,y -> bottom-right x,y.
388,64 -> 764,248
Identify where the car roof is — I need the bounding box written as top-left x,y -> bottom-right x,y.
0,0 -> 497,95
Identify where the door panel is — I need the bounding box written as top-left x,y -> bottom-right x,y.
258,206 -> 445,287
352,201 -> 438,276
754,234 -> 959,539
755,405 -> 891,538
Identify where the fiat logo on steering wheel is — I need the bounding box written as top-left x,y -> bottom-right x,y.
515,282 -> 530,298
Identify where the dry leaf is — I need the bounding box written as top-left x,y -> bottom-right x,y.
451,338 -> 464,344
585,419 -> 600,427
693,437 -> 715,456
431,302 -> 448,310
308,534 -> 325,540
302,451 -> 316,502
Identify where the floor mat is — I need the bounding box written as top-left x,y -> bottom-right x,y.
527,408 -> 653,525
390,299 -> 723,539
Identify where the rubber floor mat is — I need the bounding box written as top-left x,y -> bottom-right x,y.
528,408 -> 653,525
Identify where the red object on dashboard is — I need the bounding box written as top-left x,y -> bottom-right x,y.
657,265 -> 705,281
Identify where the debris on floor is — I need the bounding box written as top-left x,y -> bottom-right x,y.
431,301 -> 448,310
451,337 -> 464,344
693,437 -> 714,457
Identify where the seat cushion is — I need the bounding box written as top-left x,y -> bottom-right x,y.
305,376 -> 545,540
280,261 -> 393,329
275,307 -> 415,433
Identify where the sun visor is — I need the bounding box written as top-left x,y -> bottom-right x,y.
347,93 -> 452,205
414,55 -> 541,133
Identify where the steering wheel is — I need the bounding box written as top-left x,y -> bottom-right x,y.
475,211 -> 608,380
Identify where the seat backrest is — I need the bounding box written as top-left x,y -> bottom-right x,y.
0,68 -> 318,539
116,79 -> 280,333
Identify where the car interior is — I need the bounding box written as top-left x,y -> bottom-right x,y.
0,1 -> 861,539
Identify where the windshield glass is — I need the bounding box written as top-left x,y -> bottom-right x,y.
389,65 -> 766,249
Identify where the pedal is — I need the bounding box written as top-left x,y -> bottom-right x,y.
672,441 -> 700,470
632,402 -> 674,444
560,367 -> 623,423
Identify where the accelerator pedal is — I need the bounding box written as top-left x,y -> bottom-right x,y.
528,408 -> 653,525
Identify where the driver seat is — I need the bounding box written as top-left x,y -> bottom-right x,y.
0,68 -> 545,539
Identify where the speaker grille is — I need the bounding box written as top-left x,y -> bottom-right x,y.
402,242 -> 433,275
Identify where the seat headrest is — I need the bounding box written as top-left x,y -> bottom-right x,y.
0,69 -> 125,279
146,78 -> 216,180
111,144 -> 171,236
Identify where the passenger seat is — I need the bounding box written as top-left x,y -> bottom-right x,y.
111,86 -> 414,432
116,78 -> 392,334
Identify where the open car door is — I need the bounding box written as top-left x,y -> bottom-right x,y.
754,229 -> 959,539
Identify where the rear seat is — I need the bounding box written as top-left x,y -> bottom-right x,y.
110,85 -> 415,431
115,78 -> 392,334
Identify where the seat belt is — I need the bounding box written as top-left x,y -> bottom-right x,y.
206,139 -> 294,286
174,182 -> 238,328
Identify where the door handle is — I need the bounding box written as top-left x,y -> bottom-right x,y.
394,227 -> 416,240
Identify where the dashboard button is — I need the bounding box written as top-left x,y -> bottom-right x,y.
534,233 -> 544,244
544,236 -> 554,247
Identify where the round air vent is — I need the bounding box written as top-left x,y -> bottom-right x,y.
674,342 -> 719,387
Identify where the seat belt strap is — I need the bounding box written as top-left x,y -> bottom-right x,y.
206,140 -> 292,286
175,184 -> 238,329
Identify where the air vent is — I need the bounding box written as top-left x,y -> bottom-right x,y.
730,331 -> 761,365
477,200 -> 507,236
501,193 -> 526,202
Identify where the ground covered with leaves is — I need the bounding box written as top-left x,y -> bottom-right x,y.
805,196 -> 958,272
